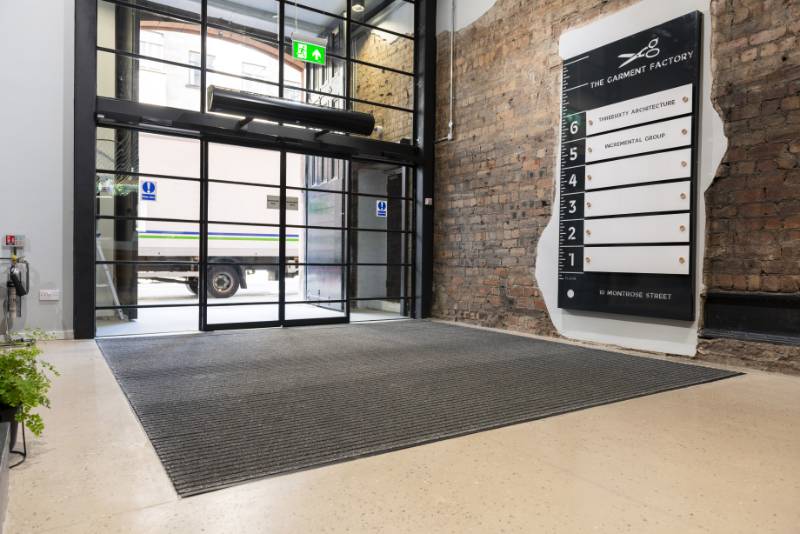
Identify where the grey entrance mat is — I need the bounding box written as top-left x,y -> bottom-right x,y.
98,321 -> 740,497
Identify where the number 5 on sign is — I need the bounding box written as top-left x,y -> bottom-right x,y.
561,139 -> 585,167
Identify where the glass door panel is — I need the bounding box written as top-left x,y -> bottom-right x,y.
205,143 -> 282,327
283,152 -> 348,326
203,144 -> 349,328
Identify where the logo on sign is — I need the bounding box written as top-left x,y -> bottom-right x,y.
618,37 -> 660,68
141,180 -> 157,201
376,200 -> 388,218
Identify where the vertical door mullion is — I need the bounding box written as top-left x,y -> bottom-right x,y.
401,166 -> 408,316
199,139 -> 209,330
279,150 -> 287,324
344,159 -> 351,322
410,165 -> 418,318
198,0 -> 208,331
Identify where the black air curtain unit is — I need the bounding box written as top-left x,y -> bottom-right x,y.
207,86 -> 376,136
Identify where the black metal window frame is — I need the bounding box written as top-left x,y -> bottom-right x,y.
94,0 -> 417,127
74,0 -> 435,338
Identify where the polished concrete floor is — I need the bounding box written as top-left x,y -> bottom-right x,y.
5,326 -> 800,533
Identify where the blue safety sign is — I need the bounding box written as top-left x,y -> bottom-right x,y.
141,180 -> 157,201
376,200 -> 387,218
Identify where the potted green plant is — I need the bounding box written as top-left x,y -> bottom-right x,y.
0,331 -> 58,450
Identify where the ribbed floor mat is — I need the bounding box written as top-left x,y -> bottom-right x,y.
98,321 -> 739,496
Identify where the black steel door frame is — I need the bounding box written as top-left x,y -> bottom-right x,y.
200,137 -> 353,331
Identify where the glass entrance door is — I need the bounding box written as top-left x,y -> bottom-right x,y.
92,129 -> 412,337
202,142 -> 348,329
283,152 -> 348,324
203,142 -> 282,327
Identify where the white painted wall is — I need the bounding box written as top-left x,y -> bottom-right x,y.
535,0 -> 727,356
436,0 -> 496,33
0,0 -> 75,337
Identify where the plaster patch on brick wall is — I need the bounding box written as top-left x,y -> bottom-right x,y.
535,0 -> 728,356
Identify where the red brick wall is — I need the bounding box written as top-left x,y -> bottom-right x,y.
705,0 -> 800,293
432,0 -> 800,372
353,32 -> 414,143
432,0 -> 638,336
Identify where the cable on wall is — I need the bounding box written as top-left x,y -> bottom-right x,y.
436,0 -> 455,143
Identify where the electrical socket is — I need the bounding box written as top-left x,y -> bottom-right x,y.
39,289 -> 60,301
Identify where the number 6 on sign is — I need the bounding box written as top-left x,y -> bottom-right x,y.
562,111 -> 585,142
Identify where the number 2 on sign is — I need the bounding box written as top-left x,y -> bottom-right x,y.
567,226 -> 576,240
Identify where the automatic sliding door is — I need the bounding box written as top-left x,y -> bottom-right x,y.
202,145 -> 348,328
204,142 -> 281,328
283,153 -> 348,324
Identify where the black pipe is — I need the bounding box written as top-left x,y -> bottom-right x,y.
207,86 -> 375,136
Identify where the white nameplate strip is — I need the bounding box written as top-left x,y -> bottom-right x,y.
586,84 -> 693,135
585,148 -> 691,190
585,181 -> 690,217
583,245 -> 690,275
584,213 -> 690,245
586,116 -> 692,162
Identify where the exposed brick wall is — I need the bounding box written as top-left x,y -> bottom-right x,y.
353,32 -> 414,143
698,0 -> 800,371
704,0 -> 800,294
432,0 -> 800,372
432,0 -> 637,336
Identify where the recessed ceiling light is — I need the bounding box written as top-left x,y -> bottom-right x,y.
352,1 -> 365,13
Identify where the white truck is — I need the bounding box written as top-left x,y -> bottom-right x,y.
133,175 -> 302,298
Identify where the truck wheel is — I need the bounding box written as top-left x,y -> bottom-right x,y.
186,278 -> 199,295
208,266 -> 239,298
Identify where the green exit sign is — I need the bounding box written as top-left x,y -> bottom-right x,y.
292,40 -> 326,65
